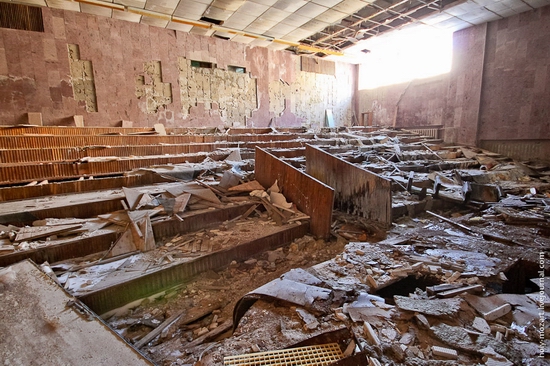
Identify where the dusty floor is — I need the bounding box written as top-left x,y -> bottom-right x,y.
104,204 -> 549,365
1,128 -> 549,365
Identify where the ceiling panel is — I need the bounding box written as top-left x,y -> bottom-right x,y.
272,0 -> 308,13
8,0 -> 550,61
295,2 -> 329,18
223,12 -> 257,27
235,1 -> 270,16
145,0 -> 179,13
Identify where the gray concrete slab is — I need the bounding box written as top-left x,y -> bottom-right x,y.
0,260 -> 152,365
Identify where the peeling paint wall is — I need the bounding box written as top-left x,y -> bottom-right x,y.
0,7 -> 356,129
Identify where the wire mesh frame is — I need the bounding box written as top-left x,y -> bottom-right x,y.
223,343 -> 344,366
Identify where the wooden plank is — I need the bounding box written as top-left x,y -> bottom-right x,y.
227,180 -> 265,192
15,224 -> 82,242
305,145 -> 392,229
255,147 -> 334,239
134,311 -> 185,349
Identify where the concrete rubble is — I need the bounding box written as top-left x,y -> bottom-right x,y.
0,127 -> 549,365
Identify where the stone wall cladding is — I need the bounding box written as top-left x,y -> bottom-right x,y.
0,7 -> 356,128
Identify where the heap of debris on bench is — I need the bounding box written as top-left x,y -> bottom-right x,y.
0,126 -> 548,365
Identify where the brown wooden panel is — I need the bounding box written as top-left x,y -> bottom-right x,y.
305,144 -> 392,229
255,147 -> 334,239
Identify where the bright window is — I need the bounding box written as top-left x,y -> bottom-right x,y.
358,27 -> 453,90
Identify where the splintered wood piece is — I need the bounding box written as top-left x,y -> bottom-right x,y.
227,180 -> 265,192
260,198 -> 285,225
173,193 -> 191,213
136,193 -> 155,209
137,215 -> 155,252
134,309 -> 186,349
240,204 -> 259,220
123,187 -> 143,210
120,200 -> 143,238
185,188 -> 221,204
15,224 -> 82,242
109,228 -> 137,257
98,211 -> 130,226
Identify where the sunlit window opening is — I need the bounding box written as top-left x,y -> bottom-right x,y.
358,27 -> 453,90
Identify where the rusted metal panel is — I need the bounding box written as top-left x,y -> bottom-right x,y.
305,144 -> 392,229
78,222 -> 309,315
255,147 -> 334,239
0,232 -> 119,267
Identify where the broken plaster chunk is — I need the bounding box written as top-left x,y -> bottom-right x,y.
472,317 -> 491,334
483,303 -> 512,321
334,309 -> 349,322
381,327 -> 398,341
270,192 -> 292,209
431,345 -> 458,360
394,295 -> 463,317
268,180 -> 280,193
363,321 -> 381,346
415,314 -> 430,330
399,332 -> 415,345
250,190 -> 269,200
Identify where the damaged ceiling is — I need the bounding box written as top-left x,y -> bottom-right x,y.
4,0 -> 550,59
